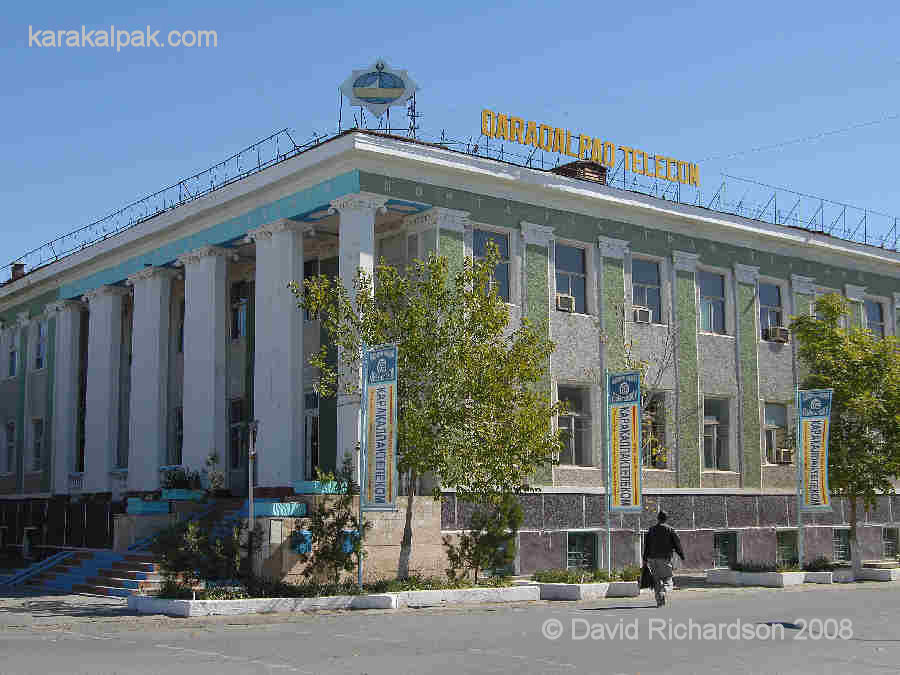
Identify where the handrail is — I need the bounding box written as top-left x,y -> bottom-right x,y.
0,550 -> 75,587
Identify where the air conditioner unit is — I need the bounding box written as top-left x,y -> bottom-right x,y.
556,294 -> 575,312
765,326 -> 790,343
633,306 -> 652,324
776,448 -> 794,465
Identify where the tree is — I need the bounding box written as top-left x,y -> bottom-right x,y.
790,293 -> 900,573
443,494 -> 523,582
297,457 -> 370,585
290,244 -> 565,577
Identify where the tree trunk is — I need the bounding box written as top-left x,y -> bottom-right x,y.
849,496 -> 862,576
397,470 -> 417,580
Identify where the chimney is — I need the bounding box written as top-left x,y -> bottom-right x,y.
11,263 -> 25,281
550,160 -> 607,185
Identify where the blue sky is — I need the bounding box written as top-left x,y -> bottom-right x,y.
2,1 -> 899,271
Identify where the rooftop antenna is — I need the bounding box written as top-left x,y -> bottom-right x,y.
407,92 -> 421,139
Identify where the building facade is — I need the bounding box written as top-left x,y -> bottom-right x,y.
1,130 -> 899,571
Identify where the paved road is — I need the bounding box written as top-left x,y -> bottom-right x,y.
1,583 -> 900,674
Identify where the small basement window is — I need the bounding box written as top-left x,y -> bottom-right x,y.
776,530 -> 798,568
713,531 -> 736,569
567,532 -> 596,571
833,529 -> 850,562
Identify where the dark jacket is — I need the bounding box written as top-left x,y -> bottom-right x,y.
643,523 -> 685,562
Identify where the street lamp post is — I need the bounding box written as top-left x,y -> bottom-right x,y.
248,420 -> 259,570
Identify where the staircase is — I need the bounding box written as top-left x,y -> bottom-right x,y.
24,551 -> 163,597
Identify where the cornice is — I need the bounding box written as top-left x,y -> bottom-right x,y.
597,235 -> 630,259
245,219 -> 314,242
404,207 -> 470,233
126,266 -> 181,285
81,285 -> 130,304
45,299 -> 85,316
329,192 -> 389,214
790,274 -> 816,296
175,245 -> 233,267
844,284 -> 866,302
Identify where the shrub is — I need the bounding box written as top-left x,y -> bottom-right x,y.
804,556 -> 837,572
157,579 -> 194,599
620,565 -> 641,582
161,468 -> 202,490
444,494 -> 523,582
533,568 -> 631,583
730,560 -> 801,573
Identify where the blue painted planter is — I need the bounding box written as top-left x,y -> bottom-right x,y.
342,530 -> 360,553
245,502 -> 307,517
127,498 -> 169,515
293,480 -> 344,494
291,530 -> 312,554
161,489 -> 205,502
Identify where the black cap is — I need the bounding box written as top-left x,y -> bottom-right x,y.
657,510 -> 668,523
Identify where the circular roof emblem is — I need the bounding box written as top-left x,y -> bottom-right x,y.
810,398 -> 822,411
376,358 -> 388,375
340,59 -> 419,118
619,382 -> 630,396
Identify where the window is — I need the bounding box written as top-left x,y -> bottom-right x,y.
31,419 -> 43,472
567,532 -> 596,571
632,259 -> 662,324
557,386 -> 591,466
698,271 -> 726,334
473,229 -> 510,302
171,407 -> 184,466
865,299 -> 885,337
34,321 -> 47,370
763,403 -> 789,464
759,283 -> 783,339
230,281 -> 250,340
177,300 -> 185,353
776,530 -> 798,568
229,398 -> 248,470
883,528 -> 898,559
305,392 -> 319,480
556,244 -> 586,314
8,338 -> 17,378
703,398 -> 730,470
641,392 -> 667,468
4,421 -> 14,474
303,260 -> 320,321
713,532 -> 736,569
833,529 -> 850,562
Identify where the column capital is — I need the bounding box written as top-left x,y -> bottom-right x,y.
16,311 -> 31,327
598,235 -> 630,259
329,192 -> 388,214
246,219 -> 314,243
672,250 -> 699,272
893,292 -> 900,310
404,207 -> 470,233
82,285 -> 130,304
733,263 -> 760,285
521,221 -> 555,247
844,284 -> 866,302
45,299 -> 85,317
126,266 -> 181,286
175,245 -> 233,267
791,274 -> 816,296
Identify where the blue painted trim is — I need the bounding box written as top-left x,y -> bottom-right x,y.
0,551 -> 74,587
59,171 -> 361,299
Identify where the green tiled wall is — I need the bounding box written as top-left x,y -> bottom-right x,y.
737,281 -> 761,488
675,270 -> 701,488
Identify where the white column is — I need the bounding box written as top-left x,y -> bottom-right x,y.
247,220 -> 309,488
330,193 -> 386,474
126,267 -> 178,492
177,246 -> 230,476
82,286 -> 128,493
48,300 -> 84,494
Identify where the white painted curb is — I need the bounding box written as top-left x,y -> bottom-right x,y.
537,581 -> 639,600
127,586 -> 541,617
858,568 -> 900,582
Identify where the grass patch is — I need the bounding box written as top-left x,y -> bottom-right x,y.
532,567 -> 641,584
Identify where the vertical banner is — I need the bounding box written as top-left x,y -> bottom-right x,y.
797,389 -> 833,512
361,344 -> 399,510
606,371 -> 642,512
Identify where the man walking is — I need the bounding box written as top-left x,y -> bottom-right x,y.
642,511 -> 685,607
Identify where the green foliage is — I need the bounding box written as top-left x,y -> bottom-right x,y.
290,243 -> 565,503
620,565 -> 642,582
157,578 -> 194,599
203,452 -> 225,492
443,494 -> 523,582
532,568 -> 638,583
297,457 -> 371,585
730,560 -> 801,573
804,556 -> 838,572
151,518 -> 258,588
790,293 -> 900,568
160,468 -> 202,490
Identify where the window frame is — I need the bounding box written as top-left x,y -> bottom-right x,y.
229,280 -> 251,341
713,531 -> 737,569
864,298 -> 886,337
775,529 -> 799,568
473,226 -> 512,304
641,391 -> 668,469
758,279 -> 785,341
832,528 -> 851,562
762,402 -> 789,465
7,333 -> 18,379
703,397 -> 732,471
554,242 -> 588,315
631,256 -> 665,325
697,268 -> 728,335
30,418 -> 44,473
556,384 -> 593,467
33,320 -> 47,371
4,420 -> 15,475
229,398 -> 248,470
566,531 -> 597,571
883,527 -> 899,559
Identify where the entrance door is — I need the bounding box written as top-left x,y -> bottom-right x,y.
229,399 -> 250,496
305,409 -> 319,481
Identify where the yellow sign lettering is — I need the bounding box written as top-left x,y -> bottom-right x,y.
524,121 -> 539,147
481,109 -> 494,138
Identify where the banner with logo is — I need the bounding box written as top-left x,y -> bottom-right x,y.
606,371 -> 642,512
360,344 -> 399,510
797,389 -> 833,512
